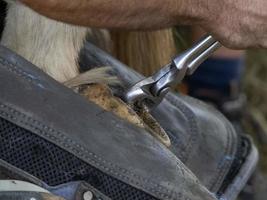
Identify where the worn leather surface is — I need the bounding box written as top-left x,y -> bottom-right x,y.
0,159 -> 111,200
0,45 -> 217,200
0,192 -> 63,200
80,41 -> 258,197
156,94 -> 238,192
49,181 -> 112,200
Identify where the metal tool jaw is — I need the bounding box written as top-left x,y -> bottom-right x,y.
124,35 -> 222,110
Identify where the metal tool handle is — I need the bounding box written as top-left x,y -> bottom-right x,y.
153,35 -> 222,97
173,35 -> 222,75
186,35 -> 222,74
124,34 -> 222,110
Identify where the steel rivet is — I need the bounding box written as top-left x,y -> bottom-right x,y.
83,191 -> 93,200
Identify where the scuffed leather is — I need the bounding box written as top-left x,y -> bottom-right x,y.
155,94 -> 238,192
80,41 -> 258,196
0,45 -> 216,200
49,181 -> 112,200
0,159 -> 112,200
0,192 -> 63,200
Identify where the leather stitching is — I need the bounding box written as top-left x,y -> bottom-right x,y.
0,57 -> 42,86
0,54 -> 198,200
208,120 -> 236,191
174,95 -> 237,192
165,95 -> 199,163
189,98 -> 236,191
0,104 -> 184,200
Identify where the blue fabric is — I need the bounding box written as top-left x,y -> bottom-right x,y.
186,57 -> 245,99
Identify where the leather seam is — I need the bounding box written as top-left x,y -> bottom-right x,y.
0,57 -> 42,86
0,55 -> 184,199
165,95 -> 199,163
167,131 -> 187,162
0,101 -> 185,200
208,122 -> 236,191
178,95 -> 236,192
0,57 -> 176,195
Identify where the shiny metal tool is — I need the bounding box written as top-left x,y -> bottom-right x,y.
124,35 -> 222,110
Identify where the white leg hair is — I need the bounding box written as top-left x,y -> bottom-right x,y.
1,1 -> 88,82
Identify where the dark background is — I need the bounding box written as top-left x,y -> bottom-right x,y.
0,1 -> 6,39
